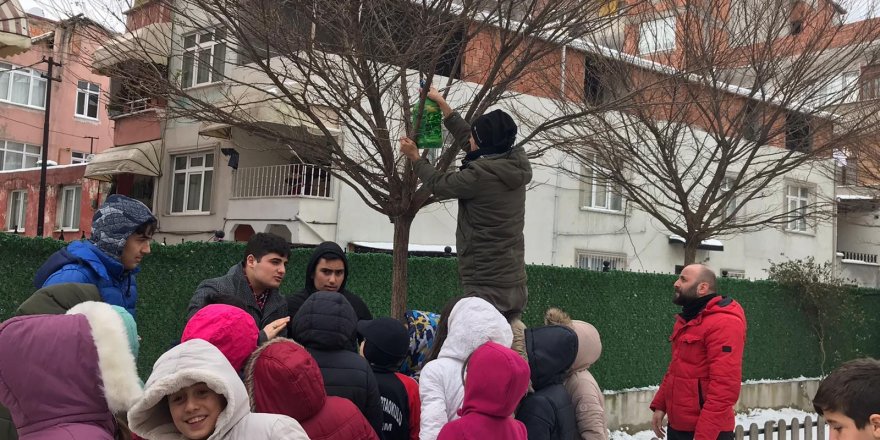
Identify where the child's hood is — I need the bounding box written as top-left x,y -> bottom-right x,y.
128,339 -> 250,440
439,297 -> 513,361
0,302 -> 141,436
460,342 -> 530,418
244,338 -> 326,422
570,320 -> 602,372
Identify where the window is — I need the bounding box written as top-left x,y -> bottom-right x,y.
576,250 -> 627,271
58,186 -> 82,231
75,81 -> 100,119
584,56 -> 611,106
834,148 -> 858,186
821,71 -> 859,105
71,151 -> 89,164
171,152 -> 214,213
0,140 -> 41,170
785,184 -> 810,232
6,190 -> 27,232
742,102 -> 763,142
639,16 -> 676,54
581,154 -> 623,211
720,176 -> 739,220
785,112 -> 812,152
182,29 -> 226,88
0,62 -> 47,109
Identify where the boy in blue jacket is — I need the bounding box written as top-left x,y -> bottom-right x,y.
33,194 -> 156,319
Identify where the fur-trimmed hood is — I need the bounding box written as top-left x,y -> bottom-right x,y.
545,308 -> 602,372
128,339 -> 250,439
439,297 -> 513,361
0,301 -> 142,437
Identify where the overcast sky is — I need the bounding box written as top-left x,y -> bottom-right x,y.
16,0 -> 879,31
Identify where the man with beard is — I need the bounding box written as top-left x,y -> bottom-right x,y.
650,264 -> 747,440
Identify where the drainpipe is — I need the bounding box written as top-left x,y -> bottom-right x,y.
551,157 -> 563,266
560,45 -> 568,97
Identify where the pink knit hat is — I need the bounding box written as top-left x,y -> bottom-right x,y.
181,304 -> 258,371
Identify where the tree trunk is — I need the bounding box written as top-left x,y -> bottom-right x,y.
391,214 -> 415,320
683,243 -> 698,266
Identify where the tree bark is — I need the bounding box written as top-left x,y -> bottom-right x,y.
683,243 -> 698,266
391,214 -> 415,320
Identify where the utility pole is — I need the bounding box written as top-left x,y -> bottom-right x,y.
36,56 -> 63,237
83,135 -> 99,154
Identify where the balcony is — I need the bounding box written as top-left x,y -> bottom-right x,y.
91,22 -> 171,75
837,250 -> 880,288
109,97 -> 163,119
232,163 -> 332,199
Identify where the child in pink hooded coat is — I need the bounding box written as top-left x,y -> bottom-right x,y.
437,341 -> 530,440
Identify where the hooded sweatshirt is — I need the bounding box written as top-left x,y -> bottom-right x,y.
287,241 -> 373,326
181,304 -> 259,372
128,339 -> 309,440
289,291 -> 384,437
545,309 -> 608,440
245,338 -> 379,440
0,301 -> 143,440
516,325 -> 579,440
437,341 -> 530,440
412,112 -> 532,289
418,297 -> 514,440
34,194 -> 156,319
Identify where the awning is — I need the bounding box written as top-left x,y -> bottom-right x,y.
668,234 -> 724,252
0,0 -> 31,57
91,22 -> 171,74
84,140 -> 162,181
351,241 -> 457,256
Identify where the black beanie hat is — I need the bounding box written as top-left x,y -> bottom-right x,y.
470,109 -> 517,155
357,317 -> 410,368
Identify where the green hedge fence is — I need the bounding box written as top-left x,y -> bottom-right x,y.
1,233 -> 878,390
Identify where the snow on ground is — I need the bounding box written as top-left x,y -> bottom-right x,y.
611,408 -> 828,440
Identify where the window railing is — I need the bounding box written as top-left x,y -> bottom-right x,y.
110,97 -> 159,118
840,251 -> 879,264
232,163 -> 332,199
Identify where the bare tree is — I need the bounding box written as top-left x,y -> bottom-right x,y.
547,0 -> 880,265
87,0 -> 630,317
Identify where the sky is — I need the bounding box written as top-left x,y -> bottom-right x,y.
14,0 -> 879,32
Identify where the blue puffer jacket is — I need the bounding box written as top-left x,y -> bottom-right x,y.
38,240 -> 139,319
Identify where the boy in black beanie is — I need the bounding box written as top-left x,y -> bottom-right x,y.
358,318 -> 421,440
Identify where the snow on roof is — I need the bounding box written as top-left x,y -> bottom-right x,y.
836,194 -> 876,201
668,234 -> 724,247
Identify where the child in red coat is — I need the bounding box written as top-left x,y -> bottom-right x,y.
437,341 -> 530,440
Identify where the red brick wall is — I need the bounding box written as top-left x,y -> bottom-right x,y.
0,165 -> 104,238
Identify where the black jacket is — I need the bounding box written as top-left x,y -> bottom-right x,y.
287,242 -> 373,331
516,325 -> 579,440
187,263 -> 288,344
290,291 -> 384,438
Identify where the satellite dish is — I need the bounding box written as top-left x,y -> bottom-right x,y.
27,7 -> 45,17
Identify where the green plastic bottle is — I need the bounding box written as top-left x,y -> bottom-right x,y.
412,94 -> 443,149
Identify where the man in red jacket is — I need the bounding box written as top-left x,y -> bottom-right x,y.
651,264 -> 747,440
